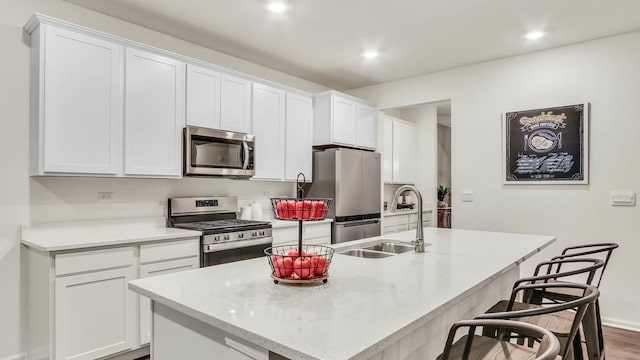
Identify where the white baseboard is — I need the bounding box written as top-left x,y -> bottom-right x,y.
0,353 -> 27,360
602,316 -> 640,332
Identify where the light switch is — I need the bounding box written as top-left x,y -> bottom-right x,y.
461,190 -> 473,202
610,191 -> 636,206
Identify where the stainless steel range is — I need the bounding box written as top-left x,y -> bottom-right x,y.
168,196 -> 272,267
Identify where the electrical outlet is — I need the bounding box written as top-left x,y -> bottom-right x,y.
98,192 -> 114,202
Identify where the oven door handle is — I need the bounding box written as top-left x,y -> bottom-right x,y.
203,237 -> 272,253
241,141 -> 250,170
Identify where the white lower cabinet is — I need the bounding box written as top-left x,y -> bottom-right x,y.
272,222 -> 332,246
25,237 -> 200,360
55,266 -> 136,360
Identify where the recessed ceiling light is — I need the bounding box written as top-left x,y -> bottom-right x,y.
363,51 -> 379,59
525,31 -> 545,40
268,2 -> 287,13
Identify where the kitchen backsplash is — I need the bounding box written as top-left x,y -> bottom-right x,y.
30,176 -> 295,224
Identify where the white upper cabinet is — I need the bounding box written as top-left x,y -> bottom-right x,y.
356,103 -> 377,149
220,74 -> 252,133
313,91 -> 377,150
383,115 -> 416,184
332,96 -> 358,145
252,83 -> 286,180
285,93 -> 313,181
124,48 -> 184,177
32,24 -> 121,175
382,117 -> 394,183
185,64 -> 221,129
26,15 -> 318,180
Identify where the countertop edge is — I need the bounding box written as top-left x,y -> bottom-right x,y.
21,229 -> 202,252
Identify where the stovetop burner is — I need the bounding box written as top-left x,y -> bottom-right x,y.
182,219 -> 270,230
172,219 -> 272,234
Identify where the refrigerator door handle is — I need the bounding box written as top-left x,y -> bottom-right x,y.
337,219 -> 380,228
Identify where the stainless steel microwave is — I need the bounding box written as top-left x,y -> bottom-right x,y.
183,127 -> 255,177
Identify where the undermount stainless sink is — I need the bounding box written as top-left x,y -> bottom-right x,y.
338,240 -> 430,259
338,249 -> 394,258
362,241 -> 415,254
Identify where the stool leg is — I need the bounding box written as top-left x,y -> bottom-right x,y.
595,299 -> 605,360
582,302 -> 601,360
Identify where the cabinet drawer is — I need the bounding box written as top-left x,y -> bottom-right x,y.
272,227 -> 298,246
384,214 -> 409,227
383,224 -> 408,234
304,223 -> 331,239
55,246 -> 134,276
140,238 -> 200,264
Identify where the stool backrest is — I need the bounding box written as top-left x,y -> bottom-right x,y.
440,319 -> 561,360
551,243 -> 619,287
515,257 -> 604,291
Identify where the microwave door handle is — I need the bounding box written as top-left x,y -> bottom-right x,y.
242,142 -> 249,169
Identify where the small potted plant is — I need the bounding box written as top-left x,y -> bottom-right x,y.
437,185 -> 449,207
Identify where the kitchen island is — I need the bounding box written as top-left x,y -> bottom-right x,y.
129,227 -> 554,360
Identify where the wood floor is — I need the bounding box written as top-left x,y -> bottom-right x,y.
133,326 -> 640,359
601,325 -> 640,360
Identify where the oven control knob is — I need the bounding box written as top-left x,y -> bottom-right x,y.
223,235 -> 230,241
259,231 -> 265,236
252,231 -> 258,237
238,233 -> 244,239
214,235 -> 220,242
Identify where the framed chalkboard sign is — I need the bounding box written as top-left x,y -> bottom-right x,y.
503,103 -> 589,184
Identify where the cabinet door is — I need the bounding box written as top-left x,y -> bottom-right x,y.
220,74 -> 252,133
331,96 -> 357,145
356,103 -> 377,149
382,117 -> 393,183
392,120 -> 416,184
139,257 -> 200,346
42,26 -> 121,174
186,64 -> 220,129
285,93 -> 313,181
124,48 -> 184,177
55,267 -> 135,360
252,83 -> 285,180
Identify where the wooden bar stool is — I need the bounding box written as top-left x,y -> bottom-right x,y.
478,283 -> 600,360
438,319 -> 561,360
484,258 -> 604,360
536,243 -> 618,360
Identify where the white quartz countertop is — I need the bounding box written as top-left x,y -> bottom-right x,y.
129,227 -> 554,360
270,218 -> 333,229
21,218 -> 202,252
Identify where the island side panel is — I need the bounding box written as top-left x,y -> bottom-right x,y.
367,266 -> 519,360
152,302 -> 270,360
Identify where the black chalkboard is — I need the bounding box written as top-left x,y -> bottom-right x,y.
504,103 -> 588,183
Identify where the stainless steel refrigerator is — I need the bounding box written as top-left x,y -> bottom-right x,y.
308,148 -> 381,244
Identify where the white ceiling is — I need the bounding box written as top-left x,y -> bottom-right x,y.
65,0 -> 640,90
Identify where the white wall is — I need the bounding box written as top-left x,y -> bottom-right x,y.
348,31 -> 640,330
0,1 -> 327,357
